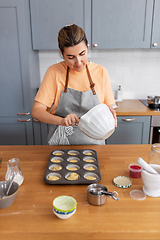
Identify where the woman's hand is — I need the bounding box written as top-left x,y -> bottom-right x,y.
108,105 -> 117,128
60,113 -> 80,126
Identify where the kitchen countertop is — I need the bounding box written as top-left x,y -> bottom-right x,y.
115,100 -> 160,116
0,145 -> 160,240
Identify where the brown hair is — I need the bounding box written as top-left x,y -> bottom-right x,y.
58,24 -> 88,55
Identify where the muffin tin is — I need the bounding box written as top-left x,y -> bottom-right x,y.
44,149 -> 101,184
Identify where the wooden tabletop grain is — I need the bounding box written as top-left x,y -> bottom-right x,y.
0,145 -> 160,240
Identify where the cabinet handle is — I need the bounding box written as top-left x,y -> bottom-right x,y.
153,43 -> 157,47
18,119 -> 31,122
93,43 -> 98,47
17,112 -> 30,115
122,118 -> 135,122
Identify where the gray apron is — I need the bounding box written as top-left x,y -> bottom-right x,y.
48,65 -> 105,145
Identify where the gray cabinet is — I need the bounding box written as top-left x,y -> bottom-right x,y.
33,116 -> 151,145
0,0 -> 40,145
106,116 -> 151,144
33,121 -> 49,145
29,0 -> 160,50
151,0 -> 160,48
30,0 -> 91,50
92,0 -> 153,49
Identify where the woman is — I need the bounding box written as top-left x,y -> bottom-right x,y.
32,24 -> 117,145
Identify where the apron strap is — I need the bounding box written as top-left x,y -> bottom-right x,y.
86,64 -> 96,95
64,66 -> 69,93
64,64 -> 96,95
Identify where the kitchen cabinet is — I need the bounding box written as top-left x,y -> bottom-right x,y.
151,0 -> 160,48
92,0 -> 157,49
33,116 -> 151,145
30,0 -> 91,50
106,116 -> 151,144
0,0 -> 40,145
33,121 -> 49,145
30,0 -> 160,50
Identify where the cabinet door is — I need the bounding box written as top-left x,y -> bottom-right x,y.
0,118 -> 33,145
30,0 -> 91,50
0,0 -> 39,145
33,121 -> 49,145
151,0 -> 160,48
106,116 -> 151,144
92,0 -> 153,49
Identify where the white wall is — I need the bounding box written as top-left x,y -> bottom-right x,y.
39,49 -> 160,100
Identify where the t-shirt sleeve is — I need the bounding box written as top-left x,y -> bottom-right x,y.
102,67 -> 115,105
34,66 -> 57,108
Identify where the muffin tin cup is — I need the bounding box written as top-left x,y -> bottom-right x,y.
44,149 -> 101,185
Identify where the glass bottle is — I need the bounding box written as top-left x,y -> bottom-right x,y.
5,158 -> 24,186
148,143 -> 160,165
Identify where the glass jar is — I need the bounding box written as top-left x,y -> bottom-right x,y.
5,158 -> 24,186
148,143 -> 160,165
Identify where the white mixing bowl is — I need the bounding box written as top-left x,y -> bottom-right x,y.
141,164 -> 160,197
78,104 -> 115,140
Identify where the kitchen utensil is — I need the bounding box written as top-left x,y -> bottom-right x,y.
5,174 -> 15,197
141,164 -> 160,197
44,149 -> 101,185
53,195 -> 77,219
78,104 -> 115,140
87,183 -> 119,205
53,207 -> 76,220
0,181 -> 19,208
53,195 -> 77,212
137,157 -> 159,174
5,158 -> 24,186
149,143 -> 160,165
129,189 -> 146,201
147,96 -> 160,108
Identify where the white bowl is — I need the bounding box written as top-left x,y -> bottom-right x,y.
53,195 -> 77,213
78,104 -> 115,140
53,208 -> 76,219
141,164 -> 160,197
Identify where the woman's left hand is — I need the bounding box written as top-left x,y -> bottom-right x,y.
108,105 -> 117,128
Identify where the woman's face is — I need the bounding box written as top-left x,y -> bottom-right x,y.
62,41 -> 88,72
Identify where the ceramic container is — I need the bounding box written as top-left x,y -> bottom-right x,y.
141,164 -> 160,197
78,104 -> 115,140
53,208 -> 76,219
53,195 -> 77,219
0,181 -> 19,208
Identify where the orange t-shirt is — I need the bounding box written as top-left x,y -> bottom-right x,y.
35,61 -> 115,114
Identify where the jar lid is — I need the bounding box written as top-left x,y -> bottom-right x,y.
113,176 -> 132,188
130,189 -> 146,201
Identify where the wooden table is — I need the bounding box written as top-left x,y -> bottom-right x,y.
115,100 -> 160,116
0,145 -> 160,240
